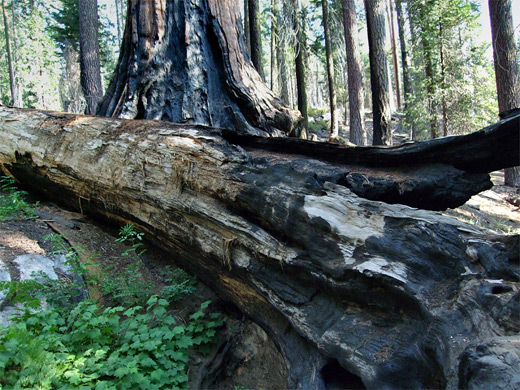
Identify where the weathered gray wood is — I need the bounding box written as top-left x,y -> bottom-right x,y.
0,106 -> 519,389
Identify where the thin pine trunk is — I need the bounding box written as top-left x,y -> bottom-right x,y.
489,0 -> 520,186
440,21 -> 448,137
248,0 -> 264,80
270,0 -> 276,90
279,1 -> 290,104
321,0 -> 338,140
115,0 -> 122,44
2,0 -> 18,107
78,0 -> 103,115
244,0 -> 251,55
364,0 -> 392,145
342,0 -> 366,145
395,1 -> 411,110
387,0 -> 401,109
292,0 -> 308,138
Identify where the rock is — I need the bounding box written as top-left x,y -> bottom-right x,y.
459,337 -> 520,389
0,259 -> 11,305
13,254 -> 65,280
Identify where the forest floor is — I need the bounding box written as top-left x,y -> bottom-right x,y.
0,192 -> 285,389
0,169 -> 518,387
443,170 -> 520,235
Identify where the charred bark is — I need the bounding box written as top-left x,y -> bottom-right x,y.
97,0 -> 299,137
1,106 -> 519,389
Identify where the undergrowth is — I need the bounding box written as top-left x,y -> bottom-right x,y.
0,222 -> 223,389
0,176 -> 37,221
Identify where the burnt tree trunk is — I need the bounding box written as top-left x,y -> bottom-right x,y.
1,106 -> 519,389
97,0 -> 299,137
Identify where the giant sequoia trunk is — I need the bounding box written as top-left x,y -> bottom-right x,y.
1,106 -> 519,389
97,0 -> 299,137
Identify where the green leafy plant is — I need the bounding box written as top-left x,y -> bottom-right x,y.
0,224 -> 224,389
0,176 -> 37,221
97,224 -> 154,307
0,297 -> 223,389
159,266 -> 197,302
0,279 -> 44,311
116,223 -> 146,259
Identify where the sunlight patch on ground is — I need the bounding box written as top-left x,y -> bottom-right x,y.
0,231 -> 46,256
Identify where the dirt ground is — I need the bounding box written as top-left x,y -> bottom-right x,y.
0,170 -> 518,389
443,171 -> 520,235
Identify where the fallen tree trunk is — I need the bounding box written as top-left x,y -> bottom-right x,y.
0,105 -> 519,389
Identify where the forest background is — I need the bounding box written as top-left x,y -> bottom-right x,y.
0,0 -> 519,142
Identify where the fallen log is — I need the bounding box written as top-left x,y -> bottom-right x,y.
0,105 -> 519,389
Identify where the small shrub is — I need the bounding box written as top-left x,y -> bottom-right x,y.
0,176 -> 36,221
160,266 -> 197,302
0,225 -> 224,389
0,297 -> 223,389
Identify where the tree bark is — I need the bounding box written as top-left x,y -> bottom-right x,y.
0,106 -> 519,389
97,0 -> 299,137
248,0 -> 264,80
292,0 -> 308,139
270,0 -> 276,91
60,42 -> 84,114
342,0 -> 366,145
78,0 -> 103,115
488,0 -> 520,187
321,0 -> 338,140
395,0 -> 412,135
244,0 -> 251,55
2,0 -> 19,107
278,1 -> 290,105
386,0 -> 401,109
364,0 -> 392,145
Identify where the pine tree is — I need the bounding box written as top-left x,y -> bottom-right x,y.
342,0 -> 366,145
78,0 -> 103,115
489,0 -> 520,186
364,0 -> 392,145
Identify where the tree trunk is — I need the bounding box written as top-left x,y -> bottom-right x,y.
321,0 -> 338,140
1,106 -> 519,389
244,0 -> 251,55
416,2 -> 439,139
489,0 -> 520,187
2,0 -> 18,107
387,0 -> 401,109
278,1 -> 290,105
364,0 -> 392,145
440,21 -> 448,137
78,0 -> 103,115
97,0 -> 299,137
395,0 -> 412,136
10,0 -> 21,106
292,0 -> 308,139
248,0 -> 264,80
270,0 -> 276,91
61,42 -> 84,113
342,0 -> 366,146
115,0 -> 122,44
